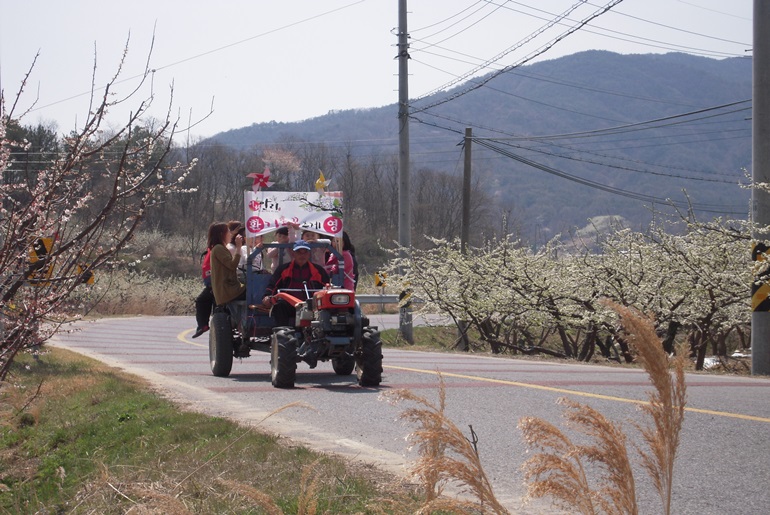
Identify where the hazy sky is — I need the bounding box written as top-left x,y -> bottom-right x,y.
0,0 -> 752,139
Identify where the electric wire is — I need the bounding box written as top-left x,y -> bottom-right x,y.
25,1 -> 368,115
412,0 -> 605,104
407,108 -> 747,213
413,53 -> 709,112
496,0 -> 748,56
409,0 -> 746,118
675,0 -> 751,21
501,69 -> 728,109
474,138 -> 746,214
409,0 -> 489,33
409,1 -> 505,51
410,108 -> 749,182
474,100 -> 751,141
527,137 -> 747,179
410,103 -> 750,181
410,94 -> 750,147
486,137 -> 745,184
584,0 -> 750,46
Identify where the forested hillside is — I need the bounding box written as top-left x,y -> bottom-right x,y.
211,50 -> 752,243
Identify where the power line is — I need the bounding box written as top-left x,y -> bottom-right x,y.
584,0 -> 750,46
501,69 -> 707,108
675,0 -> 751,21
476,100 -> 751,141
474,138 -> 746,214
412,0 -> 613,105
407,100 -> 749,198
531,138 -> 747,179
24,1 -> 368,115
409,1 -> 505,49
408,0 -> 747,117
409,92 -> 750,148
487,138 -> 746,184
499,0 -> 750,56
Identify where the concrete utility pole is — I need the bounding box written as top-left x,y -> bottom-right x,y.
456,127 -> 473,352
461,127 -> 472,254
397,0 -> 413,344
752,0 -> 770,375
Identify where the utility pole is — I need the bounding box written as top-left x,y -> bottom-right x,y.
397,0 -> 413,344
461,127 -> 472,254
752,0 -> 770,375
456,127 -> 473,351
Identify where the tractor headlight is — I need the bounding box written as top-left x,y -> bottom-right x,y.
330,293 -> 350,305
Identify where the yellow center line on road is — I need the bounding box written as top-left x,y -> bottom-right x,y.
384,365 -> 770,424
179,330 -> 207,348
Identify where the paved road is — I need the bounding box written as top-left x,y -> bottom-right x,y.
49,316 -> 770,514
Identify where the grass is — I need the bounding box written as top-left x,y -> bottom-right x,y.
71,270 -> 201,317
379,326 -> 465,350
0,349 -> 424,514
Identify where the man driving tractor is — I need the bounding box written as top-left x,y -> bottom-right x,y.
262,240 -> 330,326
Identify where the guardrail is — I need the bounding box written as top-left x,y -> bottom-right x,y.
356,294 -> 423,307
356,294 -> 401,304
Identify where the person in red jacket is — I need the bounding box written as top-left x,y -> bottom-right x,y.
262,240 -> 330,327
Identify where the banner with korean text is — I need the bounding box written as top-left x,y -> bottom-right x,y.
243,191 -> 343,238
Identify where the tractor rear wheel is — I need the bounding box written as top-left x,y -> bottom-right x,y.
210,312 -> 233,377
271,327 -> 297,388
356,328 -> 383,386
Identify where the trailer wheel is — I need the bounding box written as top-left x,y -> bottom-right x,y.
210,312 -> 233,377
271,327 -> 297,388
332,355 -> 355,375
356,328 -> 383,386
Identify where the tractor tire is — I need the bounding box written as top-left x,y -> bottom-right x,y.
210,311 -> 233,377
332,355 -> 355,375
356,328 -> 383,387
271,327 -> 297,388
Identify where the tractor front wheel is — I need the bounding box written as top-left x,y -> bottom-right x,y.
332,355 -> 355,375
356,328 -> 383,387
271,327 -> 297,388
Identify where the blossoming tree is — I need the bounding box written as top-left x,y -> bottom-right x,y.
0,51 -> 193,381
390,215 -> 750,368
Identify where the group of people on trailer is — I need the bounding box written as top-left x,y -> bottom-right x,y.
192,221 -> 357,339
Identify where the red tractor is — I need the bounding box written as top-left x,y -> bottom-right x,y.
267,285 -> 382,388
209,244 -> 383,388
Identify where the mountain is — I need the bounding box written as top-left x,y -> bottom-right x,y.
210,51 -> 752,241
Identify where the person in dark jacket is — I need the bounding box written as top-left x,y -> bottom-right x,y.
262,240 -> 330,326
192,242 -> 215,338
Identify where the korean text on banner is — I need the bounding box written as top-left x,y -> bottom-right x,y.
244,191 -> 343,237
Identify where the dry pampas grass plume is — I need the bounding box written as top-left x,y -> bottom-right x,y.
383,373 -> 510,515
612,302 -> 687,515
215,478 -> 283,515
519,302 -> 687,515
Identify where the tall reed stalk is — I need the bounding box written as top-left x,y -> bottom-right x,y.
519,302 -> 686,514
384,375 -> 510,514
387,304 -> 687,514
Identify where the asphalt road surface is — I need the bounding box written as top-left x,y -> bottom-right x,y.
49,315 -> 770,514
